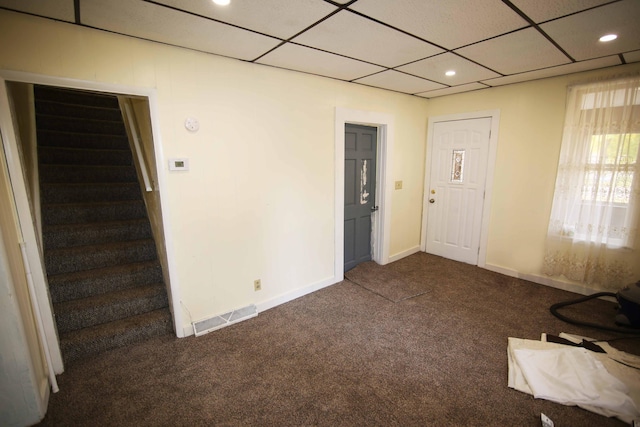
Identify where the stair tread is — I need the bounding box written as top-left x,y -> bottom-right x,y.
41,163 -> 135,169
37,112 -> 123,124
42,218 -> 149,236
37,129 -> 127,138
40,146 -> 131,154
46,238 -> 154,254
44,218 -> 148,232
42,199 -> 143,208
59,308 -> 172,346
47,260 -> 161,285
41,181 -> 139,188
54,284 -> 167,314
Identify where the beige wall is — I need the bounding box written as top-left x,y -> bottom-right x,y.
2,8 -> 638,335
425,62 -> 640,282
0,11 -> 429,325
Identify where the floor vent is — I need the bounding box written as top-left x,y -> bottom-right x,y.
192,304 -> 258,337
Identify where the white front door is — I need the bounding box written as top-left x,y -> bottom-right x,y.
425,118 -> 492,265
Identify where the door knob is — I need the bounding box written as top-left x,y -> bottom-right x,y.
370,206 -> 379,212
429,199 -> 435,203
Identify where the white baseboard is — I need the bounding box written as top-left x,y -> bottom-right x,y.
483,263 -> 599,296
388,246 -> 421,263
256,275 -> 338,313
182,275 -> 340,337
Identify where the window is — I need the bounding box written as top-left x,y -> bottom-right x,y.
584,133 -> 639,203
544,77 -> 640,289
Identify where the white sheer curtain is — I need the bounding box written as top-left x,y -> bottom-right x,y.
544,76 -> 640,290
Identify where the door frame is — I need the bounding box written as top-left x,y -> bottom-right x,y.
335,108 -> 394,280
420,110 -> 500,268
0,70 -> 186,373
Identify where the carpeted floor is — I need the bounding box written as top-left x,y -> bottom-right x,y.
38,253 -> 639,426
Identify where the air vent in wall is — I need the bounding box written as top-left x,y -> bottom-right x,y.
192,304 -> 258,337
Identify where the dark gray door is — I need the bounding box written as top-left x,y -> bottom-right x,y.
344,124 -> 377,272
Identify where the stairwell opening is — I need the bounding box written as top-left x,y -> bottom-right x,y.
5,82 -> 175,364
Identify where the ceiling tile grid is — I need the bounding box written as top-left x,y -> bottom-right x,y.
349,0 -> 529,50
291,10 -> 443,68
540,0 -> 640,61
0,0 -> 637,97
353,70 -> 447,94
397,53 -> 501,86
0,0 -> 75,22
256,43 -> 385,81
455,27 -> 572,75
508,0 -> 614,23
151,0 -> 338,40
416,82 -> 490,99
80,0 -> 281,61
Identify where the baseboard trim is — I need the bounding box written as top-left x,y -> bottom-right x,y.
483,263 -> 598,296
388,246 -> 421,263
182,275 -> 340,337
256,275 -> 338,313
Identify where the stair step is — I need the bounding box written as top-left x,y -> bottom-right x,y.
45,239 -> 157,275
43,219 -> 152,250
35,85 -> 120,109
42,200 -> 147,225
35,99 -> 123,121
59,308 -> 172,364
40,182 -> 142,204
38,146 -> 133,166
48,261 -> 163,304
35,85 -> 173,364
54,284 -> 169,333
39,164 -> 138,184
37,129 -> 130,150
36,114 -> 126,135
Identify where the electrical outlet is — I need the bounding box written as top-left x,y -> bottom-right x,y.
254,279 -> 262,291
395,180 -> 403,190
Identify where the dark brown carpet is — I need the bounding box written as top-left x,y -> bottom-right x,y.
38,252 -> 640,426
345,255 -> 432,302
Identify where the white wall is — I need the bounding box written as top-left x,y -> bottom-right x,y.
425,62 -> 640,289
0,132 -> 48,426
0,10 -> 429,331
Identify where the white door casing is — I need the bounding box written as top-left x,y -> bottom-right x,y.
335,108 -> 394,281
421,111 -> 500,267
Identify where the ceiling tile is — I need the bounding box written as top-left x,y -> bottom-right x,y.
80,0 -> 280,61
349,0 -> 528,50
0,0 -> 74,22
257,43 -> 385,81
540,0 -> 640,61
353,70 -> 446,94
509,0 -> 612,23
415,83 -> 489,98
292,10 -> 443,68
151,0 -> 337,40
397,53 -> 501,85
624,50 -> 640,64
455,27 -> 571,75
481,55 -> 621,86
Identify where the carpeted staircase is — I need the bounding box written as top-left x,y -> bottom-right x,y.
35,85 -> 173,364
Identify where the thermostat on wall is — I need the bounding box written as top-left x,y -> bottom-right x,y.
169,158 -> 189,171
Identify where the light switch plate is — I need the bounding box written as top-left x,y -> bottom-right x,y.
169,158 -> 189,171
395,180 -> 403,190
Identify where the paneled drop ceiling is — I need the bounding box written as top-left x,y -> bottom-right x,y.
1,0 -> 639,98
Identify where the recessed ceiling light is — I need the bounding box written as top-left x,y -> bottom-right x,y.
212,0 -> 231,5
599,34 -> 617,42
445,70 -> 456,77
